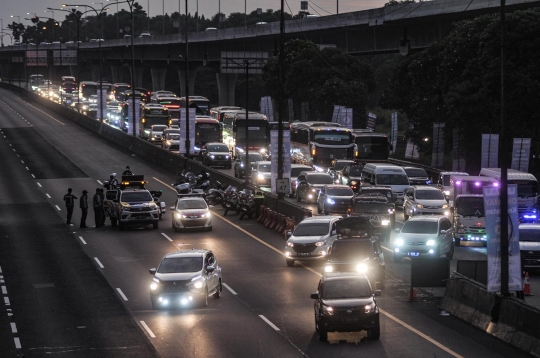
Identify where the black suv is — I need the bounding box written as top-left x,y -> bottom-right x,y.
296,172 -> 334,203
357,186 -> 396,226
200,143 -> 232,168
324,217 -> 386,289
233,152 -> 264,178
403,166 -> 431,185
348,195 -> 394,240
311,272 -> 381,341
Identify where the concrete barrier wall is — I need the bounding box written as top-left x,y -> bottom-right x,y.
441,275 -> 540,356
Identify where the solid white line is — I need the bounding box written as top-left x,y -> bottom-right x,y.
46,194 -> 51,199
79,236 -> 87,245
25,167 -> 29,170
140,321 -> 156,338
94,257 -> 104,269
14,337 -> 21,349
20,160 -> 24,164
116,288 -> 128,301
4,297 -> 10,305
0,266 -> 2,273
1,286 -> 6,294
55,205 -> 61,211
161,233 -> 173,242
37,182 -> 42,187
31,174 -> 35,179
222,283 -> 237,295
10,322 -> 17,333
259,315 -> 280,331
97,180 -> 103,185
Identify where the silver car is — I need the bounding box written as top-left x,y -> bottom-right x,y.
284,216 -> 342,267
171,197 -> 212,232
149,249 -> 222,309
392,215 -> 454,262
161,129 -> 180,151
251,161 -> 272,187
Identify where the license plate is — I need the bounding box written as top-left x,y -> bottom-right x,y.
342,318 -> 359,323
407,252 -> 420,257
298,253 -> 311,257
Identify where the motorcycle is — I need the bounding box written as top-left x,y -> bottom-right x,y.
206,181 -> 226,207
150,190 -> 167,220
238,190 -> 256,219
223,186 -> 239,216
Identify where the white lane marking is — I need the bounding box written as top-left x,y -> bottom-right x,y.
116,288 -> 128,301
25,167 -> 29,170
20,160 -> 24,164
94,257 -> 104,269
97,180 -> 103,185
1,286 -> 6,294
222,283 -> 237,295
10,322 -> 17,333
79,236 -> 87,245
46,194 -> 51,199
161,233 -> 173,242
37,182 -> 42,187
140,321 -> 156,338
396,220 -> 404,225
14,337 -> 21,349
31,174 -> 35,179
55,205 -> 61,211
153,176 -> 172,188
4,297 -> 10,305
259,315 -> 280,331
9,144 -> 11,147
18,99 -> 65,125
0,266 -> 2,273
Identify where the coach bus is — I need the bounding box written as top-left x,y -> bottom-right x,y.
290,121 -> 356,171
193,116 -> 222,155
222,111 -> 269,157
112,83 -> 131,100
352,129 -> 391,163
209,106 -> 243,122
79,81 -> 98,101
139,104 -> 171,139
180,96 -> 211,116
152,96 -> 181,119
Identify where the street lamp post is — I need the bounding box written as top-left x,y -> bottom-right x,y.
185,0 -> 190,156
244,60 -> 250,181
44,10 -> 56,42
93,3 -> 104,39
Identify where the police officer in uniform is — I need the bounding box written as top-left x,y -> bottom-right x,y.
80,190 -> 88,228
63,188 -> 78,225
93,188 -> 103,227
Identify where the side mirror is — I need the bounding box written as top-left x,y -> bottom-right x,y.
160,202 -> 166,209
440,230 -> 446,235
149,268 -> 156,275
394,228 -> 400,233
374,290 -> 382,297
170,206 -> 175,211
310,292 -> 320,299
331,230 -> 337,235
206,266 -> 215,273
286,231 -> 292,237
209,205 -> 214,208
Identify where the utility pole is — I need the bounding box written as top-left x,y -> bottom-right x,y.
184,0 -> 190,156
277,0 -> 285,198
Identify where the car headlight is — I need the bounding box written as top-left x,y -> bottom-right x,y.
442,204 -> 449,209
210,155 -> 215,159
395,238 -> 404,246
287,241 -> 294,247
258,173 -> 265,180
311,188 -> 317,192
315,241 -> 325,247
324,265 -> 333,273
322,305 -> 334,315
426,240 -> 436,246
381,219 -> 389,226
260,148 -> 266,154
326,198 -> 335,205
240,163 -> 244,168
194,281 -> 203,289
350,180 -> 358,185
357,263 -> 368,273
443,190 -> 450,196
181,214 -> 188,218
416,204 -> 423,209
365,303 -> 377,314
388,208 -> 395,214
150,282 -> 158,291
191,275 -> 203,288
225,155 -> 230,159
175,213 -> 182,219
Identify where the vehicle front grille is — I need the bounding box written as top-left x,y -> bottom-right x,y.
405,241 -> 426,246
522,251 -> 540,261
332,306 -> 365,316
292,243 -> 317,253
130,207 -> 152,212
161,279 -> 191,292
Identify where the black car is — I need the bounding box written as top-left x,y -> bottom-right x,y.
200,142 -> 232,168
311,272 -> 381,341
296,172 -> 334,203
403,166 -> 431,185
317,185 -> 354,215
357,186 -> 396,227
233,152 -> 264,178
348,195 -> 393,241
324,217 -> 386,289
339,163 -> 364,192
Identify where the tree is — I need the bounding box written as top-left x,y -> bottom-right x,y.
263,39 -> 375,127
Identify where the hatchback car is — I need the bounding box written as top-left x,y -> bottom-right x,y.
200,142 -> 231,168
284,216 -> 341,267
149,249 -> 222,309
171,197 -> 212,231
311,272 -> 381,341
393,215 -> 454,262
251,161 -> 272,187
296,172 -> 334,203
403,186 -> 449,220
317,185 -> 354,215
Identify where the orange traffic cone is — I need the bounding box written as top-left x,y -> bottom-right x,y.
407,288 -> 417,302
523,272 -> 533,296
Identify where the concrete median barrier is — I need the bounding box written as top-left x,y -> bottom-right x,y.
471,284 -> 496,330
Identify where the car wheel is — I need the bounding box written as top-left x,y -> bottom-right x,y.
152,221 -> 158,229
368,322 -> 380,340
200,286 -> 208,308
316,319 -> 328,342
213,280 -> 222,299
446,243 -> 454,259
393,253 -> 403,263
286,259 -> 294,267
296,192 -> 301,202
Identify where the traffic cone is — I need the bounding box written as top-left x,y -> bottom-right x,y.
407,287 -> 417,302
523,272 -> 533,296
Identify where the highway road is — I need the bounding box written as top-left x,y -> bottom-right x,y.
0,87 -> 534,357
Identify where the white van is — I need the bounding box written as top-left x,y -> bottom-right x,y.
361,163 -> 410,204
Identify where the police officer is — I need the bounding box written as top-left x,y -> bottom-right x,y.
80,190 -> 88,228
93,188 -> 103,227
63,188 -> 78,225
123,166 -> 133,175
99,188 -> 106,226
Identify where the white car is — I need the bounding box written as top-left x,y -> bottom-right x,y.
284,216 -> 342,267
171,197 -> 212,232
403,186 -> 449,220
161,129 -> 180,151
251,161 -> 272,187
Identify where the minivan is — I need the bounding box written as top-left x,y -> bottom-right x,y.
361,164 -> 410,204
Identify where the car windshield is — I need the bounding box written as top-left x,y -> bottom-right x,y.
293,223 -> 329,236
152,125 -> 167,132
442,176 -> 452,186
405,168 -> 428,177
376,174 -> 409,185
158,257 -> 203,273
247,153 -> 264,162
258,164 -> 271,173
327,188 -> 354,196
362,189 -> 393,200
166,133 -> 180,140
353,202 -> 390,214
330,240 -> 373,260
348,167 -> 363,176
291,167 -> 311,177
334,161 -> 352,171
322,278 -> 372,299
415,190 -> 444,200
401,221 -> 439,234
177,200 -> 207,210
514,181 -> 538,198
121,191 -> 153,202
307,174 -> 333,185
456,197 -> 484,217
207,144 -> 228,152
519,228 -> 540,242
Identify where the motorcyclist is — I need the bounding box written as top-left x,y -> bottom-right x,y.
123,166 -> 133,176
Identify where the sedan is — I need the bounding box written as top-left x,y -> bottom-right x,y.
317,185 -> 354,215
171,197 -> 212,232
200,142 -> 232,168
149,249 -> 222,309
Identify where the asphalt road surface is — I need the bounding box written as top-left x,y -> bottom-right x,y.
0,88 -> 533,357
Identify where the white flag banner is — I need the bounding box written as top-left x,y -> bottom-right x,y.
404,139 -> 419,160
390,112 -> 398,155
511,138 -> 531,172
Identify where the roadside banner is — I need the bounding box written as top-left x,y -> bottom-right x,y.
404,139 -> 419,160
367,112 -> 377,131
481,134 -> 499,168
511,138 -> 531,172
331,105 -> 345,123
179,108 -> 196,154
127,99 -> 141,136
97,88 -> 107,120
260,96 -> 274,121
483,184 -> 522,292
342,108 -> 353,129
431,122 -> 445,168
452,129 -> 466,171
390,112 -> 398,155
270,126 -> 291,194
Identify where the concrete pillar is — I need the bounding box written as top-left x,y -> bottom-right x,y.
216,73 -> 237,106
111,65 -> 122,84
129,66 -> 143,88
91,64 -> 100,82
69,65 -> 77,77
178,67 -> 196,97
151,67 -> 167,91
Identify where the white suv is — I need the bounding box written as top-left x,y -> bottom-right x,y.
284,216 -> 342,267
403,186 -> 449,220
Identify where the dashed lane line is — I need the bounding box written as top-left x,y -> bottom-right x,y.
161,233 -> 173,242
222,283 -> 237,295
259,315 -> 281,331
79,236 -> 87,245
116,288 -> 128,301
140,321 -> 156,338
18,98 -> 65,125
94,257 -> 104,269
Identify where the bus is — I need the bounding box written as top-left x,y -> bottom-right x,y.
193,116 -> 222,155
152,96 -> 181,119
290,121 -> 356,171
222,111 -> 269,156
180,96 -> 211,116
352,129 -> 390,163
79,81 -> 98,101
479,168 -> 538,222
112,83 -> 131,100
209,106 -> 243,122
139,104 -> 171,139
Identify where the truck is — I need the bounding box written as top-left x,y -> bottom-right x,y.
104,175 -> 161,230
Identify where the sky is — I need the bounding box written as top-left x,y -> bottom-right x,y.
1,0 -> 387,43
